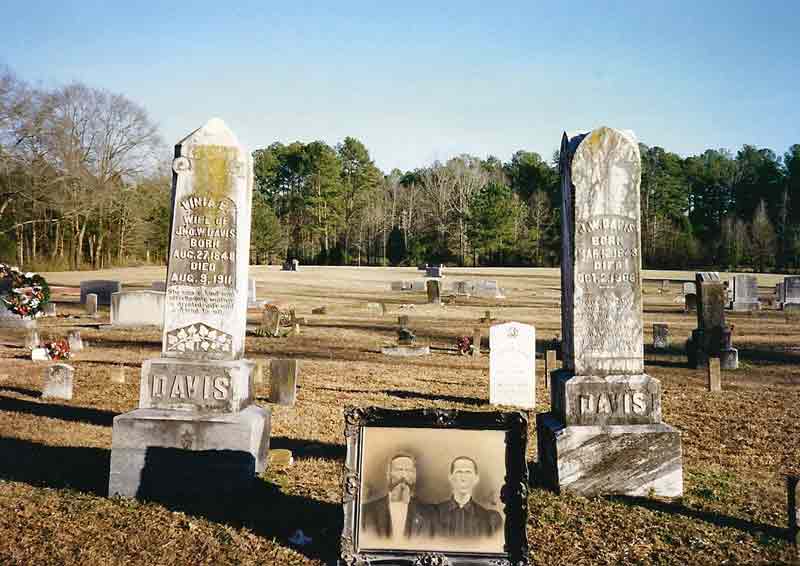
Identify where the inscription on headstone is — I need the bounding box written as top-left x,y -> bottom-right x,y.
489,322 -> 535,409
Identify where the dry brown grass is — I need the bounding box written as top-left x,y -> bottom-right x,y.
0,266 -> 798,565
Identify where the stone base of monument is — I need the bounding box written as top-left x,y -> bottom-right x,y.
536,413 -> 683,497
381,345 -> 431,357
108,405 -> 270,499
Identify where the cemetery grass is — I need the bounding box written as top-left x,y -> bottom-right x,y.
0,266 -> 798,565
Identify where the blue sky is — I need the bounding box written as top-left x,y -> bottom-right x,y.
3,1 -> 798,172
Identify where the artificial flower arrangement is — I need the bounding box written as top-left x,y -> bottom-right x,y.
456,335 -> 473,355
0,263 -> 51,319
43,339 -> 71,361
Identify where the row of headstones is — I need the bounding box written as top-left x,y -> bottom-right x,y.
682,274 -> 800,312
391,278 -> 505,300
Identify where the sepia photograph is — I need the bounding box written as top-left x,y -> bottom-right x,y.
357,427 -> 506,553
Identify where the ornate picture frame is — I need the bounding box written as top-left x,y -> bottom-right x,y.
340,407 -> 530,566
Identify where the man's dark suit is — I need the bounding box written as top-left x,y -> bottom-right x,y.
360,496 -> 434,539
432,497 -> 503,538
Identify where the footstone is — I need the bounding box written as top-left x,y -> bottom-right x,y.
85,294 -> 98,317
42,363 -> 74,400
269,359 -> 298,406
111,290 -> 165,328
537,127 -> 683,497
108,405 -> 270,498
67,330 -> 84,352
80,280 -> 121,306
536,413 -> 683,497
707,358 -> 721,391
111,366 -> 126,384
653,323 -> 670,349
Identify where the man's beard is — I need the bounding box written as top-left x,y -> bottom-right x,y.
389,478 -> 414,501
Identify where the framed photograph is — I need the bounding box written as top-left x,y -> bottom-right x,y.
340,407 -> 529,566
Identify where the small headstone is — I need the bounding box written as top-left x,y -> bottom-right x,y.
292,259 -> 299,271
312,306 -> 327,315
111,290 -> 165,327
260,304 -> 281,337
775,282 -> 785,309
67,330 -> 84,352
683,282 -> 696,295
489,322 -> 535,409
471,327 -> 482,357
110,366 -> 126,384
545,350 -> 558,391
426,279 -> 441,304
42,363 -> 74,399
685,293 -> 698,312
366,302 -> 382,315
270,448 -> 294,468
398,315 -> 409,327
653,323 -> 670,350
85,294 -> 98,317
80,280 -> 121,306
44,302 -> 57,317
730,274 -> 760,311
784,277 -> 800,309
473,280 -> 505,299
25,329 -> 41,350
292,323 -> 301,336
270,359 -> 298,406
398,327 -> 416,346
661,280 -> 669,292
253,359 -> 268,386
707,358 -> 721,392
31,347 -> 49,360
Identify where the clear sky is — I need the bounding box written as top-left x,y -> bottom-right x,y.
3,1 -> 798,172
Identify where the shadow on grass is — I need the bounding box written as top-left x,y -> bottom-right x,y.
0,385 -> 41,398
0,395 -> 117,427
383,389 -> 485,407
609,495 -> 787,542
0,436 -> 109,496
0,437 -> 340,563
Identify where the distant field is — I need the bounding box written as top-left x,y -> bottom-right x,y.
0,266 -> 798,565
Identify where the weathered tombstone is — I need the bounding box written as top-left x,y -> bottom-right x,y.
490,322 -> 535,409
537,127 -> 683,497
471,327 -> 482,357
776,282 -> 785,309
661,279 -> 669,293
784,276 -> 800,311
42,363 -> 74,399
85,294 -> 98,317
292,259 -> 299,271
80,280 -> 121,306
110,366 -> 126,384
260,304 -> 281,337
111,290 -> 165,327
269,359 -> 298,406
398,315 -> 409,328
653,323 -> 670,350
730,274 -> 760,311
151,281 -> 167,292
688,273 -> 738,369
44,302 -> 57,317
426,279 -> 441,304
67,329 -> 84,352
707,358 -> 721,392
108,118 -> 271,499
788,475 -> 799,546
545,350 -> 558,390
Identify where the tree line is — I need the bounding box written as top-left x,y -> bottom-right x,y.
2,66 -> 799,273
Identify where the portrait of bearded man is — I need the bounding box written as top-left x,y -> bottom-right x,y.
360,454 -> 434,542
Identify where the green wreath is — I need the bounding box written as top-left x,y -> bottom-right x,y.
0,263 -> 51,319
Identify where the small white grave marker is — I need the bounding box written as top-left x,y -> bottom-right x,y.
489,321 -> 535,409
